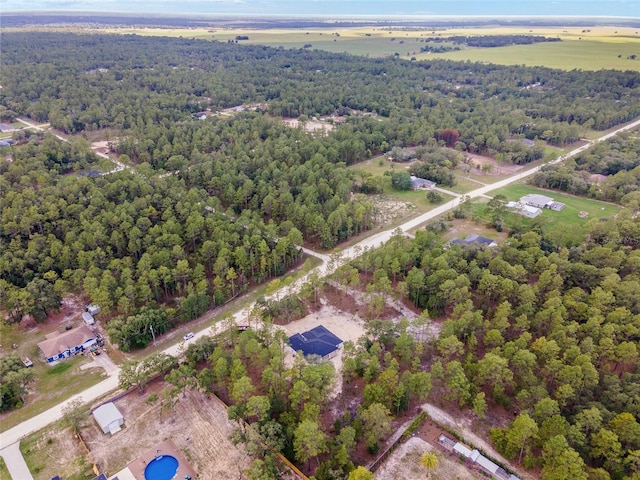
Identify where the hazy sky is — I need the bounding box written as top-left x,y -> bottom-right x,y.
1,0 -> 639,17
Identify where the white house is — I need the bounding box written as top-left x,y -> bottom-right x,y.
507,201 -> 542,218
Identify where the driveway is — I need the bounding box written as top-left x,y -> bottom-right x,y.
80,350 -> 119,376
0,443 -> 34,480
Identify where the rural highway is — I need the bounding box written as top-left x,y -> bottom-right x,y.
1,117 -> 640,478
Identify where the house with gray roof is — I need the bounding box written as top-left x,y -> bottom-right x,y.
410,176 -> 436,190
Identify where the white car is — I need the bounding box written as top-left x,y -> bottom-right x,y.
183,332 -> 195,341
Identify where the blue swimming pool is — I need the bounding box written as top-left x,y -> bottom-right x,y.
144,455 -> 179,480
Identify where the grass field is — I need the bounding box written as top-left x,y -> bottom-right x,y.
481,184 -> 620,244
0,457 -> 10,480
0,350 -> 106,433
350,158 -> 459,204
20,422 -> 92,480
426,39 -> 640,71
88,24 -> 640,70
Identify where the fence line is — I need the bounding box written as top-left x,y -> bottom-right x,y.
277,453 -> 310,480
77,431 -> 100,476
368,411 -> 428,472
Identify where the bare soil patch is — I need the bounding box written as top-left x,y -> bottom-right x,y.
442,218 -> 510,243
283,117 -> 335,134
463,153 -> 524,176
83,382 -> 251,478
375,436 -> 472,480
373,195 -> 417,226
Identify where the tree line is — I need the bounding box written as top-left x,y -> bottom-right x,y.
531,130 -> 640,205
2,31 -> 639,154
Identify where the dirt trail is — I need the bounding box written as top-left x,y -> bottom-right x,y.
421,403 -> 534,480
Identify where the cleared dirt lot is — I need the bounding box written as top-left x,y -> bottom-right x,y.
375,436 -> 472,480
83,383 -> 251,479
375,403 -> 533,480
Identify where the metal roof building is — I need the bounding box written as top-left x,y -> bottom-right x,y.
93,402 -> 124,435
520,194 -> 554,208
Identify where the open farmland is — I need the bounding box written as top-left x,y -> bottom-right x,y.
426,38 -> 640,71
87,25 -> 640,70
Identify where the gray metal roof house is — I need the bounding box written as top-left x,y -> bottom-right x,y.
520,194 -> 554,208
410,176 -> 437,190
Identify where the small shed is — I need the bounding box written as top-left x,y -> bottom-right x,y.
86,304 -> 101,316
93,402 -> 124,435
82,312 -> 95,326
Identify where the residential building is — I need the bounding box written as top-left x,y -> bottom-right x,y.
288,325 -> 343,360
37,325 -> 97,363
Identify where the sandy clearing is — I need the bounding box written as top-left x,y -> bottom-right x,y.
375,436 -> 472,480
283,117 -> 335,133
463,152 -> 525,175
85,386 -> 251,479
278,304 -> 366,398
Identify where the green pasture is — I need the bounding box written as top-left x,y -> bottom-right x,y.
100,25 -> 640,69
0,457 -> 10,479
447,175 -> 485,193
483,184 -> 620,244
425,39 -> 640,71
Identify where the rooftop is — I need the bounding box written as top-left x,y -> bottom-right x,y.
92,402 -> 123,434
410,175 -> 437,188
450,234 -> 497,247
289,325 -> 343,358
37,325 -> 95,358
521,193 -> 554,205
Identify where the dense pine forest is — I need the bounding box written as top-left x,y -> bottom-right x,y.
1,30 -> 640,479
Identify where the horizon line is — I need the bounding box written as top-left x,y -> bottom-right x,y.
2,11 -> 639,21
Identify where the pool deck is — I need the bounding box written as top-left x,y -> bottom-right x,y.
126,439 -> 196,480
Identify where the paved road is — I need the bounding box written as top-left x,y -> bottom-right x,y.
1,117 -> 639,479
